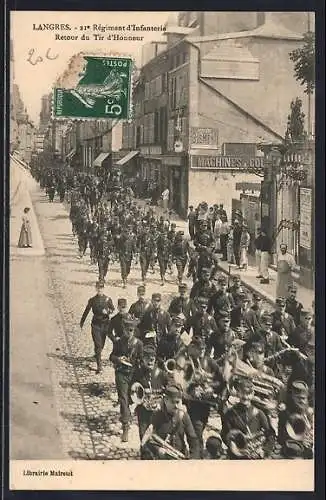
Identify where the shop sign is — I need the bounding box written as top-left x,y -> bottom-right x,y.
299,187 -> 312,250
190,127 -> 218,149
191,155 -> 264,170
162,157 -> 183,166
236,182 -> 261,191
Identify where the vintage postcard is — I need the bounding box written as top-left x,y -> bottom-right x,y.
9,10 -> 315,491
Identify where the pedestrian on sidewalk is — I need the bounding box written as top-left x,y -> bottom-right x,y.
276,244 -> 297,298
80,281 -> 115,374
17,207 -> 33,248
187,205 -> 196,240
227,225 -> 235,264
239,223 -> 250,270
232,219 -> 242,268
254,227 -> 263,278
219,215 -> 229,261
161,187 -> 170,213
259,229 -> 272,284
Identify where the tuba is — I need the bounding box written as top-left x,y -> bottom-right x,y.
231,358 -> 284,413
141,425 -> 186,460
164,358 -> 177,374
285,413 -> 314,450
226,429 -> 266,459
130,382 -> 162,412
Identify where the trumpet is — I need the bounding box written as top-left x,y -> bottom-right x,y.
226,429 -> 266,459
130,382 -> 162,412
141,425 -> 186,460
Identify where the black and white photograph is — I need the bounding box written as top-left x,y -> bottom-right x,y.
9,10 -> 315,491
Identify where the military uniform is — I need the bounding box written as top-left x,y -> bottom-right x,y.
138,295 -> 172,349
116,230 -> 137,287
172,233 -> 189,284
190,279 -> 217,301
109,318 -> 143,438
80,285 -> 115,372
156,233 -> 172,284
142,386 -> 200,460
129,289 -> 151,322
138,229 -> 156,283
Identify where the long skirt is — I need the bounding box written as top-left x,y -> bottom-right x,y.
18,224 -> 32,247
276,271 -> 293,298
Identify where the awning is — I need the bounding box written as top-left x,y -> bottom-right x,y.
93,152 -> 111,167
66,149 -> 76,160
115,150 -> 139,166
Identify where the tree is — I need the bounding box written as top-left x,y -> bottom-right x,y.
285,97 -> 307,144
289,31 -> 315,95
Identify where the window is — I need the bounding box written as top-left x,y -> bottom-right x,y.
154,111 -> 159,144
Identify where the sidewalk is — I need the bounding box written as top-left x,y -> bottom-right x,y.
217,259 -> 314,309
10,158 -> 45,257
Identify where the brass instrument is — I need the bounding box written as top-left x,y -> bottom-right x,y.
141,425 -> 186,459
130,382 -> 162,412
183,357 -> 220,406
226,429 -> 266,459
231,358 -> 284,413
285,412 -> 314,450
164,358 -> 177,374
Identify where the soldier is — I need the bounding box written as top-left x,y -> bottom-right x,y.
228,274 -> 244,306
76,213 -> 89,259
138,225 -> 156,284
129,285 -> 151,322
168,283 -> 196,320
285,285 -> 304,326
116,226 -> 137,288
278,380 -> 314,459
194,220 -> 214,251
109,315 -> 144,442
88,219 -> 100,265
132,344 -> 169,449
157,314 -> 187,364
172,231 -> 189,285
185,337 -> 226,457
207,310 -> 236,360
184,296 -> 218,348
107,298 -> 129,343
141,385 -> 200,459
243,293 -> 266,333
221,378 -> 275,459
156,230 -> 172,286
208,274 -> 234,322
138,293 -> 172,350
271,297 -> 296,341
80,281 -> 115,374
97,228 -> 112,282
190,267 -> 217,301
187,205 -> 197,240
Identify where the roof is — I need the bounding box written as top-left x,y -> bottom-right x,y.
186,18 -> 303,43
93,152 -> 111,167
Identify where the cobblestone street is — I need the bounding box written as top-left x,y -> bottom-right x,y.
11,165 -> 225,460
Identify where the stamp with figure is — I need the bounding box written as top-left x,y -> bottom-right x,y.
53,55 -> 133,119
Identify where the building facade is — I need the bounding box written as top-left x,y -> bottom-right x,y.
121,12 -> 313,219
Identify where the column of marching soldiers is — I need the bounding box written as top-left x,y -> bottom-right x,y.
32,166 -> 315,461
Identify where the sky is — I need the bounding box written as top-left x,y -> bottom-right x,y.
11,11 -> 172,125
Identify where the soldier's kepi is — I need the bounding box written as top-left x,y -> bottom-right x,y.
80,281 -> 115,373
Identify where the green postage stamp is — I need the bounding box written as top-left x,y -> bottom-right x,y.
53,55 -> 133,119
